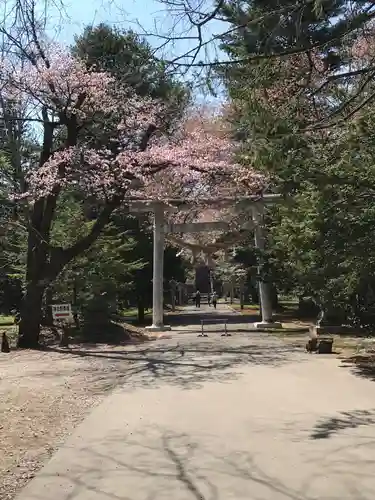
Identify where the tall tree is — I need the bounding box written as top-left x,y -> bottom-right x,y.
129,0 -> 375,130
0,33 -> 247,348
219,6 -> 375,326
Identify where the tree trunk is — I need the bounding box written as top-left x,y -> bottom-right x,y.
18,197 -> 49,349
137,296 -> 145,324
17,199 -> 118,348
18,282 -> 45,348
72,278 -> 80,329
44,287 -> 54,326
1,332 -> 10,353
251,286 -> 259,305
271,286 -> 279,311
240,283 -> 245,310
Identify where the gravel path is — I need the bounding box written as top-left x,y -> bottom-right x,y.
0,342 -> 154,500
13,307 -> 375,500
5,305 -> 375,500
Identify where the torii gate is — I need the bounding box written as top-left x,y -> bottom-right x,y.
129,194 -> 282,331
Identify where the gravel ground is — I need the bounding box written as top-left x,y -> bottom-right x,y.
2,310 -> 374,500
0,339 -> 155,500
13,328 -> 375,500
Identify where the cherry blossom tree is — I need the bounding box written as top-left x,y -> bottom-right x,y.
144,111 -> 265,274
0,34 -> 264,347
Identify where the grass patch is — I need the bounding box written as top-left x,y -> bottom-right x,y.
120,308 -> 152,318
0,315 -> 15,326
231,304 -> 259,316
231,304 -> 259,310
0,324 -> 19,348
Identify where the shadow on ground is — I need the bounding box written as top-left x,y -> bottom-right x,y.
167,311 -> 259,327
39,321 -> 150,349
310,409 -> 375,440
46,337 -> 304,392
29,427 -> 375,500
340,355 -> 375,383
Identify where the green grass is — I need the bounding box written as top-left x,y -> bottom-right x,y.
0,315 -> 15,326
231,303 -> 259,309
231,304 -> 260,315
120,308 -> 152,318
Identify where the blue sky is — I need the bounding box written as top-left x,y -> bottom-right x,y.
50,0 -> 163,45
45,0 -> 229,103
48,0 -> 227,61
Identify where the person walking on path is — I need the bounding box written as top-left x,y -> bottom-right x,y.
195,290 -> 201,308
212,292 -> 217,309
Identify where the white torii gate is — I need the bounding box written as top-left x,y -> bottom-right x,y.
129,195 -> 282,331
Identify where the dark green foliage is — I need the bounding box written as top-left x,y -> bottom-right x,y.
219,1 -> 375,328
218,0 -> 370,66
72,23 -> 190,130
49,195 -> 143,326
218,0 -> 375,126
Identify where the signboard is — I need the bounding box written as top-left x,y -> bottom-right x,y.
51,304 -> 73,323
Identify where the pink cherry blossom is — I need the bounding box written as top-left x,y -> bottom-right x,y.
1,42 -> 265,206
123,112 -> 266,202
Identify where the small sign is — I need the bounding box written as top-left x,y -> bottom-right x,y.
51,304 -> 73,322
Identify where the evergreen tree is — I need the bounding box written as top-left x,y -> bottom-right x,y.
219,1 -> 375,326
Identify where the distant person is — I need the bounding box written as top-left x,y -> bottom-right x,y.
212,292 -> 217,309
195,290 -> 201,308
208,293 -> 211,307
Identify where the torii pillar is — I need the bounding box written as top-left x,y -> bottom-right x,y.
129,200 -> 171,331
146,202 -> 171,331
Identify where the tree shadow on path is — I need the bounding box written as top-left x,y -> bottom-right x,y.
309,409 -> 375,440
45,336 -> 305,392
341,355 -> 375,383
167,311 -> 260,327
28,427 -> 375,500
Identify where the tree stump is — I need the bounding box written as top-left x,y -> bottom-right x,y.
306,326 -> 334,354
1,331 -> 10,353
